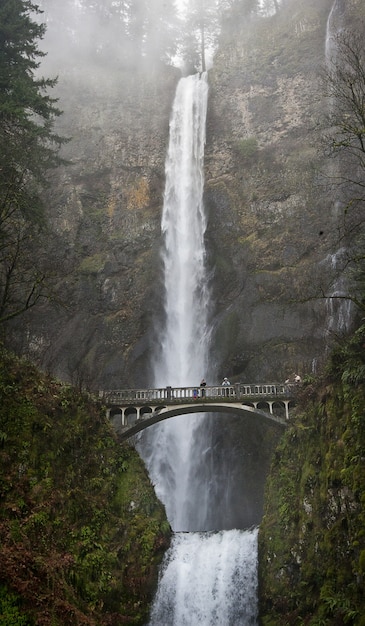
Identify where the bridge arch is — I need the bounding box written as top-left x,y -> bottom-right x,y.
109,402 -> 287,441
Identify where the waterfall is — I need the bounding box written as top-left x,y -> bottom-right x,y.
325,248 -> 353,335
137,73 -> 212,530
137,73 -> 259,625
325,0 -> 337,65
153,73 -> 211,390
149,529 -> 258,626
324,1 -> 353,336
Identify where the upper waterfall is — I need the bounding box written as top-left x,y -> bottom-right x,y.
153,72 -> 211,388
138,73 -> 212,531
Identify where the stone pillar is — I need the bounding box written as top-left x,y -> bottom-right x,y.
283,401 -> 290,420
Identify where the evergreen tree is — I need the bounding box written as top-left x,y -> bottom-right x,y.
183,0 -> 218,72
126,0 -> 179,67
73,0 -> 130,62
143,0 -> 179,67
0,0 -> 65,324
218,0 -> 260,37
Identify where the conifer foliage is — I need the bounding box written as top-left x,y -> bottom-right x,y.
0,0 -> 65,325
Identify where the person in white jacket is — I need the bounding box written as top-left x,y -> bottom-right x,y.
222,377 -> 231,396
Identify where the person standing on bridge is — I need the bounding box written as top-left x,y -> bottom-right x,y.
222,377 -> 231,397
200,378 -> 206,397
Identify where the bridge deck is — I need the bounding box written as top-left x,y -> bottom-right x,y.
101,382 -> 297,406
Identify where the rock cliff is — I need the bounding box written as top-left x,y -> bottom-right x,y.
6,0 -> 362,390
205,0 -> 353,381
7,64 -> 179,389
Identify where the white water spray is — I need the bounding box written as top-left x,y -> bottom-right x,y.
137,73 -> 212,530
154,73 -> 211,388
325,248 -> 353,335
323,1 -> 353,336
149,529 -> 258,626
138,73 -> 259,625
325,0 -> 338,65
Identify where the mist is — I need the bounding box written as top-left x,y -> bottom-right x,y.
37,0 -> 181,78
36,0 -> 284,82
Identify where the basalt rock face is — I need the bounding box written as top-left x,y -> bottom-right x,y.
204,0 -> 365,383
7,65 -> 179,389
6,0 -> 359,389
204,0 -> 345,383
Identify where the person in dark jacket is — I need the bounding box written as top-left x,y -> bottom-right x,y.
200,378 -> 207,397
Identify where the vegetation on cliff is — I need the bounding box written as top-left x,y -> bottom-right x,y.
258,323 -> 365,625
0,347 -> 170,625
0,0 -> 67,327
251,6 -> 365,621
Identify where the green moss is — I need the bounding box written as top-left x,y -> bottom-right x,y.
78,253 -> 106,274
258,324 -> 365,624
359,550 -> 365,573
0,347 -> 170,625
232,137 -> 259,164
0,586 -> 31,625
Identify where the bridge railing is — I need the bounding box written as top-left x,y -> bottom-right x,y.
101,383 -> 297,405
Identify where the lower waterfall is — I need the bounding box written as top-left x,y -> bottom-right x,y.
137,72 -> 259,625
148,529 -> 258,626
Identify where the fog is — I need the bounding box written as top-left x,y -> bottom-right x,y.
36,0 -> 283,80
37,0 -> 183,78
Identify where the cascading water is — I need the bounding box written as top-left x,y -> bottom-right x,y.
137,72 -> 259,625
148,529 -> 258,625
325,0 -> 338,65
137,73 -> 212,531
324,0 -> 353,336
153,73 -> 211,391
324,248 -> 353,335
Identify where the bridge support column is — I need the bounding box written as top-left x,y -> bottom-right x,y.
267,401 -> 274,415
283,401 -> 290,420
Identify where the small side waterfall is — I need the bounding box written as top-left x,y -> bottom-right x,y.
325,0 -> 338,65
324,0 -> 353,336
137,73 -> 259,625
325,249 -> 353,335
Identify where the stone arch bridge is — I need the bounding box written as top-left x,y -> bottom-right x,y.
100,383 -> 298,441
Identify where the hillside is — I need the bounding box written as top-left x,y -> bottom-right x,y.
0,348 -> 170,625
258,322 -> 365,624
